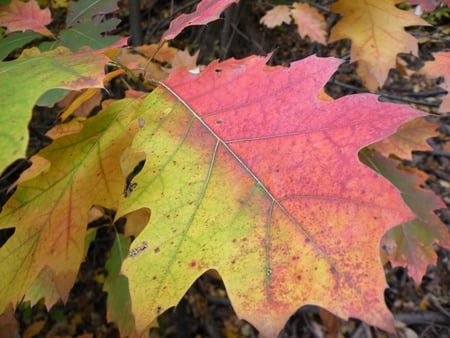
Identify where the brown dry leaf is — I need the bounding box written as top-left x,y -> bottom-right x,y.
291,3 -> 327,44
260,5 -> 292,28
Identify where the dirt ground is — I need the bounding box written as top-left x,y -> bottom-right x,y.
2,0 -> 450,337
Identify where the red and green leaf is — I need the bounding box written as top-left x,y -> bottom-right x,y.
118,55 -> 423,336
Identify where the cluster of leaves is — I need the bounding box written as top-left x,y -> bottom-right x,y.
0,0 -> 449,337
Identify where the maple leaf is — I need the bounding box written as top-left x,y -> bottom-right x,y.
0,0 -> 53,37
371,117 -> 436,159
259,5 -> 292,28
291,3 -> 327,44
329,0 -> 428,91
162,0 -> 239,40
117,55 -> 423,337
0,98 -> 140,314
0,47 -> 110,175
360,150 -> 450,282
420,51 -> 450,113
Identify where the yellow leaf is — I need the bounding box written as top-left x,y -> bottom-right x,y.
0,98 -> 140,314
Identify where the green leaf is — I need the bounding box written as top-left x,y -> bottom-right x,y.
66,0 -> 119,26
104,234 -> 136,337
58,18 -> 121,51
0,47 -> 110,174
0,30 -> 41,61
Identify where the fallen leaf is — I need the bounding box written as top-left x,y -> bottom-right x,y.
291,3 -> 327,44
259,5 -> 292,28
118,55 -> 422,337
329,0 -> 428,91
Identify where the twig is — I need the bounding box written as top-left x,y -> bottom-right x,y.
395,311 -> 450,326
378,93 -> 442,107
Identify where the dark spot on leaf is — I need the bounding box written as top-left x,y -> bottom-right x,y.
292,255 -> 299,261
296,275 -> 302,280
189,260 -> 197,268
232,238 -> 237,243
154,247 -> 160,253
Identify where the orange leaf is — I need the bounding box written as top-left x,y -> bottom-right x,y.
0,0 -> 53,37
371,117 -> 436,159
420,51 -> 450,113
329,0 -> 428,91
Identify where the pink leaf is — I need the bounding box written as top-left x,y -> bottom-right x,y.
0,0 -> 53,37
162,0 -> 239,41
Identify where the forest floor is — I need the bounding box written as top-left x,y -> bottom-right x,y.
4,0 -> 450,337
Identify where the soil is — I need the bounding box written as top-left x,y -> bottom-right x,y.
1,0 -> 449,337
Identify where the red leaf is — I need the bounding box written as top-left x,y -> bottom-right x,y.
0,0 -> 53,37
162,0 -> 239,40
124,55 -> 424,336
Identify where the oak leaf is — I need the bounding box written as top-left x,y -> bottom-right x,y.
0,99 -> 140,315
0,0 -> 53,37
162,0 -> 239,40
371,117 -> 436,159
117,55 -> 422,337
361,150 -> 450,282
0,47 -> 111,175
329,0 -> 428,91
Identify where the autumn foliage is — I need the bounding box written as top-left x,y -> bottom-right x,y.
0,0 -> 449,337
